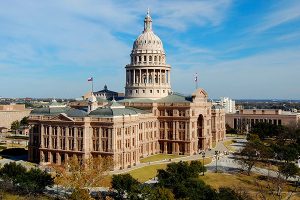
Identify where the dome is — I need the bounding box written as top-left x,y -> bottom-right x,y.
132,10 -> 164,52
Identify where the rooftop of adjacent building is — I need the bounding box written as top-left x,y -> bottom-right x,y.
232,109 -> 300,116
0,103 -> 27,111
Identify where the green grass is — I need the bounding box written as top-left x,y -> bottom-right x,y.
129,164 -> 168,182
129,158 -> 212,183
223,140 -> 235,151
140,154 -> 183,163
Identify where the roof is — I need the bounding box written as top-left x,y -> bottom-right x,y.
118,98 -> 155,103
156,93 -> 192,103
89,106 -> 148,117
212,105 -> 224,109
31,107 -> 88,117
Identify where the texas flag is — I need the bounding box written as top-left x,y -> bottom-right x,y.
88,77 -> 93,81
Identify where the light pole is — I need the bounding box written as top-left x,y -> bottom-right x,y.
215,151 -> 219,172
201,151 -> 205,176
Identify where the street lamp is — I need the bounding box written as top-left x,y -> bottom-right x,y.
201,151 -> 205,176
215,151 -> 219,172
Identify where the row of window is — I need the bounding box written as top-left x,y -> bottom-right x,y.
127,89 -> 169,94
131,54 -> 165,64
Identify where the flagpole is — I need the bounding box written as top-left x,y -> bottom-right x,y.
92,77 -> 94,93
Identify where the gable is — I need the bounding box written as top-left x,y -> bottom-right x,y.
49,113 -> 74,122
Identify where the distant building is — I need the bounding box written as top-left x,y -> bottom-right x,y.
0,104 -> 31,129
218,97 -> 236,113
82,85 -> 124,101
226,109 -> 300,133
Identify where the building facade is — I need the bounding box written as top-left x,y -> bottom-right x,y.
0,104 -> 31,130
226,109 -> 300,133
28,11 -> 226,170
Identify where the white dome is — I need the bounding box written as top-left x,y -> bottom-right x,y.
133,32 -> 164,51
132,10 -> 164,52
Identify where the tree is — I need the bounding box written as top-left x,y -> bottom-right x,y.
0,162 -> 27,185
278,163 -> 299,180
54,156 -> 113,190
0,162 -> 53,195
20,116 -> 29,126
226,124 -> 237,135
148,187 -> 175,200
111,174 -> 140,199
69,188 -> 93,200
10,120 -> 20,133
218,187 -> 253,200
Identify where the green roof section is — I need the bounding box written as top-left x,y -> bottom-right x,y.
156,93 -> 192,103
31,107 -> 88,117
89,107 -> 147,117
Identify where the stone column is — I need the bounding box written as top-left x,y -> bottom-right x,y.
74,127 -> 78,151
66,127 -> 69,150
146,69 -> 149,84
56,152 -> 61,165
40,124 -> 44,148
57,126 -> 61,149
49,126 -> 52,149
139,69 -> 142,84
159,69 -> 162,84
133,70 -> 136,84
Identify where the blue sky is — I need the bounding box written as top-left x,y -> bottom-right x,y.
0,0 -> 300,99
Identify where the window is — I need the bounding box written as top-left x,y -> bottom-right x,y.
150,90 -> 152,93
157,90 -> 159,93
136,90 -> 138,93
143,90 -> 145,93
163,90 -> 165,93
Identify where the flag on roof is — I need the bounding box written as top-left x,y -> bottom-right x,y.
88,77 -> 93,81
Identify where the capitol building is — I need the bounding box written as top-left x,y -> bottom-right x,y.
28,11 -> 226,170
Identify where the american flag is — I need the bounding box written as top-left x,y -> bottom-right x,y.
88,77 -> 93,81
194,73 -> 198,82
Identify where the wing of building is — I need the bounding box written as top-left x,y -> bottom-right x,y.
28,11 -> 226,170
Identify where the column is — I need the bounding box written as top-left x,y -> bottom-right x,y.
49,126 -> 52,148
133,70 -> 136,84
66,127 -> 69,150
129,70 -> 132,85
159,69 -> 162,84
57,126 -> 61,149
40,151 -> 45,162
40,124 -> 44,148
139,69 -> 142,84
74,127 -> 78,151
56,152 -> 61,165
164,142 -> 167,153
108,128 -> 112,151
146,69 -> 149,84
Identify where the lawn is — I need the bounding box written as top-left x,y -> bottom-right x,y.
140,154 -> 184,163
199,172 -> 299,199
129,158 -> 212,182
223,140 -> 235,151
129,164 -> 168,182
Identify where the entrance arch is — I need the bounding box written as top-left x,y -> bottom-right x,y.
197,114 -> 204,150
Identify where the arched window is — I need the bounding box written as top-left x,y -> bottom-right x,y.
149,56 -> 152,62
139,56 -> 141,62
144,56 -> 147,62
154,56 -> 157,61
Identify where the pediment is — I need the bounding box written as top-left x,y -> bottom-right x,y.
192,88 -> 208,98
49,113 -> 74,122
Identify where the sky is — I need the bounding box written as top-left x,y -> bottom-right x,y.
0,0 -> 300,99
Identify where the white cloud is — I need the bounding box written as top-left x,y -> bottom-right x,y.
252,0 -> 300,33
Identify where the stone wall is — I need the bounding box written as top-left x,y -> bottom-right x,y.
0,110 -> 31,129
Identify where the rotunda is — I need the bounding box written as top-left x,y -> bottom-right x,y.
125,10 -> 171,99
